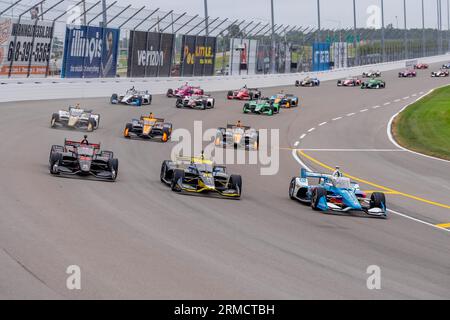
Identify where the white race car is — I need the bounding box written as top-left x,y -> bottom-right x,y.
110,87 -> 152,106
215,123 -> 259,150
175,95 -> 215,110
362,70 -> 381,78
431,69 -> 449,77
51,106 -> 100,132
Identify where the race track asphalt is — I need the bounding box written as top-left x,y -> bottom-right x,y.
0,62 -> 449,299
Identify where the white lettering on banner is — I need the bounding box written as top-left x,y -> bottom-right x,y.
69,29 -> 102,63
137,49 -> 164,67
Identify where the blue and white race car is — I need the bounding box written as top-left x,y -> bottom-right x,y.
295,77 -> 320,87
289,168 -> 387,218
110,87 -> 152,106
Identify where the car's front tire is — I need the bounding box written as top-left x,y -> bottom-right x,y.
311,187 -> 327,211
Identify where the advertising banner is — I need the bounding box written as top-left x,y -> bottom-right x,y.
230,38 -> 258,75
61,25 -> 119,78
332,42 -> 348,69
0,18 -> 54,77
312,42 -> 330,71
256,44 -> 271,74
127,30 -> 174,77
180,35 -> 216,76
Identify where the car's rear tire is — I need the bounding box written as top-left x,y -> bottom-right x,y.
166,89 -> 173,97
311,187 -> 327,211
243,103 -> 249,113
171,169 -> 184,191
229,175 -> 242,195
227,91 -> 233,99
175,98 -> 183,108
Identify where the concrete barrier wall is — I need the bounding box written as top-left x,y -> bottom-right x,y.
0,54 -> 449,103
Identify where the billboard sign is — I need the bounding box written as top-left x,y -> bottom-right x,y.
62,25 -> 119,78
127,30 -> 174,77
312,42 -> 330,71
230,38 -> 258,75
180,35 -> 216,76
0,18 -> 53,77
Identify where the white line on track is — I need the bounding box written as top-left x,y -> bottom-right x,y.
373,105 -> 381,109
360,109 -> 368,112
298,149 -> 405,152
291,149 -> 450,234
384,102 -> 391,106
419,91 -> 424,94
308,128 -> 315,133
346,113 -> 355,116
403,96 -> 410,100
412,94 -> 417,97
300,134 -> 307,139
294,141 -> 300,147
318,122 -> 327,126
332,117 -> 342,121
394,99 -> 401,102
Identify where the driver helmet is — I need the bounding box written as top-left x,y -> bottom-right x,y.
333,166 -> 343,178
236,120 -> 242,128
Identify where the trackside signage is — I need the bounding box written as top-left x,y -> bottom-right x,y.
180,35 -> 216,76
312,42 -> 331,71
127,31 -> 174,77
61,25 -> 119,78
0,17 -> 53,77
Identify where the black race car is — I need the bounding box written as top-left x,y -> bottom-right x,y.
49,137 -> 118,181
160,154 -> 242,199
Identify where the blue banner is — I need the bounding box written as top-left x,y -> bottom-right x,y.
312,42 -> 330,71
61,25 -> 119,78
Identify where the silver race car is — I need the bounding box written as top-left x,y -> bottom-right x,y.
215,123 -> 259,150
51,106 -> 100,132
175,95 -> 215,110
110,87 -> 152,106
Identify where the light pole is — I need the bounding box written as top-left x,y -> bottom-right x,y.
270,0 -> 276,73
422,0 -> 426,57
101,0 -> 106,27
353,0 -> 358,66
404,0 -> 408,59
204,0 -> 209,36
381,0 -> 386,62
317,0 -> 321,42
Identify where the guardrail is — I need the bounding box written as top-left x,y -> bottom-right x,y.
0,53 -> 448,103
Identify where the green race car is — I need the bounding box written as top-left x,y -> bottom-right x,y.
361,78 -> 386,89
243,98 -> 280,116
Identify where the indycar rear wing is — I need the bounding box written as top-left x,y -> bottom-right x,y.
300,168 -> 332,180
64,139 -> 101,149
227,124 -> 252,130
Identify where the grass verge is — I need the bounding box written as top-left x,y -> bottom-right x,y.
392,85 -> 450,161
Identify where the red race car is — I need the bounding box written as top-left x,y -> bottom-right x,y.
167,83 -> 204,98
227,86 -> 262,100
337,77 -> 362,87
398,69 -> 417,78
414,63 -> 429,69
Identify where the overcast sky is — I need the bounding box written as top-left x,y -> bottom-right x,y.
115,0 -> 444,29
